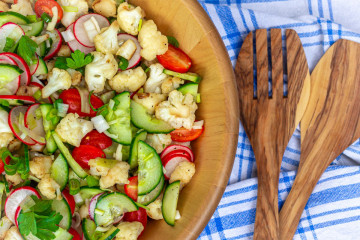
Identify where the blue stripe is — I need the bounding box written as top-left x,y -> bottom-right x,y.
317,0 -> 324,17
248,9 -> 258,29
327,0 -> 334,21
308,0 -> 313,14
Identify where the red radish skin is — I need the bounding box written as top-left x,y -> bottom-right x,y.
160,145 -> 194,162
14,206 -> 20,228
0,55 -> 20,94
1,53 -> 31,86
66,23 -> 95,54
44,29 -> 63,60
62,189 -> 76,215
29,54 -> 40,75
161,150 -> 191,163
0,95 -> 36,104
117,33 -> 141,69
73,14 -> 109,48
162,154 -> 191,180
24,103 -> 46,145
5,186 -> 40,223
8,106 -> 36,145
88,193 -> 104,220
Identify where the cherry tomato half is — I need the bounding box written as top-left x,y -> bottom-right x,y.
59,89 -> 104,117
80,130 -> 113,150
34,0 -> 63,22
123,207 -> 147,237
62,189 -> 76,215
72,145 -> 105,169
68,228 -> 81,240
157,44 -> 192,73
170,125 -> 204,142
124,176 -> 138,201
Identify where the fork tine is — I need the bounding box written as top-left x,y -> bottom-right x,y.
235,32 -> 254,101
256,29 -> 269,100
270,28 -> 284,99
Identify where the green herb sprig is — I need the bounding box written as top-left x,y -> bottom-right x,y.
55,50 -> 94,74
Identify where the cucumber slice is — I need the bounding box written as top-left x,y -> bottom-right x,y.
0,11 -> 30,26
98,226 -> 120,240
162,181 -> 181,226
94,192 -> 138,227
52,198 -> 72,230
33,58 -> 48,76
50,154 -> 68,190
128,129 -> 147,169
105,92 -> 132,145
53,227 -> 73,240
79,187 -> 105,203
130,100 -> 174,134
39,104 -> 57,154
20,21 -> 44,37
52,132 -> 88,179
82,218 -> 97,240
137,141 -> 163,195
177,82 -> 199,99
0,64 -> 23,89
38,42 -> 47,57
163,69 -> 201,83
137,174 -> 164,205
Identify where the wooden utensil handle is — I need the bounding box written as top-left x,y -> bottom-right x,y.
279,163 -> 325,240
253,148 -> 281,240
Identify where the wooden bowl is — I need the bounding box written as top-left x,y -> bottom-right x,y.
129,0 -> 239,239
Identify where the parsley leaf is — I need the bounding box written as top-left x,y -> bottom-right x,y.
118,56 -> 129,70
54,57 -> 68,70
37,228 -> 56,240
167,36 -> 179,48
17,36 -> 38,65
18,211 -> 37,236
66,50 -> 94,69
37,212 -> 62,232
3,37 -> 15,52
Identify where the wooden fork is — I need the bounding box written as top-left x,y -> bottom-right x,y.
235,29 -> 310,239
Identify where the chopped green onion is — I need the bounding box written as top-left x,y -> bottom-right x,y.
41,12 -> 52,23
69,179 -> 80,195
3,38 -> 15,52
135,202 -> 150,211
33,90 -> 42,100
167,36 -> 179,48
26,15 -> 38,23
62,6 -> 78,12
94,208 -> 105,215
138,18 -> 143,32
118,56 -> 129,70
196,93 -> 201,103
3,177 -> 9,194
86,175 -> 99,187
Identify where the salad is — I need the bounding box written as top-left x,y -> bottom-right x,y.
0,0 -> 205,239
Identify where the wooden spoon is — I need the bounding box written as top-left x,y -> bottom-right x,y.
279,39 -> 360,240
235,29 -> 310,239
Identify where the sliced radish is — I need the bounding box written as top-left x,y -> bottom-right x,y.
0,55 -> 20,94
24,103 -> 46,145
0,52 -> 31,86
67,23 -> 95,54
14,206 -> 21,228
29,54 -> 40,75
4,186 -> 40,224
88,193 -> 104,220
0,95 -> 36,105
162,154 -> 191,180
8,106 -> 36,145
63,189 -> 76,215
30,76 -> 44,86
0,23 -> 25,51
73,14 -> 109,48
161,150 -> 191,163
160,145 -> 194,162
44,29 -> 63,60
117,33 -> 141,69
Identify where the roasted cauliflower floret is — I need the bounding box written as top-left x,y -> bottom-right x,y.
67,69 -> 82,86
79,202 -> 89,219
155,90 -> 197,129
133,92 -> 166,115
143,63 -> 168,93
146,197 -> 163,220
92,0 -> 116,17
42,68 -> 71,98
0,133 -> 14,148
4,226 -> 22,240
94,20 -> 120,55
145,134 -> 172,154
88,158 -> 116,176
109,67 -> 146,93
0,1 -> 9,12
0,109 -> 13,148
5,173 -> 22,186
10,0 -> 34,16
38,175 -> 61,200
117,2 -> 145,36
57,45 -> 71,57
0,216 -> 13,239
29,156 -> 53,179
55,113 -> 93,147
138,20 -> 168,61
161,77 -> 184,94
115,221 -> 144,240
100,161 -> 130,189
85,52 -> 118,93
169,161 -> 196,188
59,0 -> 89,27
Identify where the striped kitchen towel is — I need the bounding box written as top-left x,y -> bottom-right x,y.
197,0 -> 360,239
